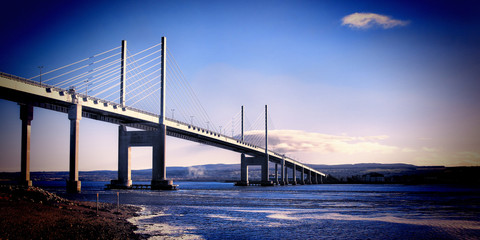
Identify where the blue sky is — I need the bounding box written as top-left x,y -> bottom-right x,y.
1,0 -> 479,171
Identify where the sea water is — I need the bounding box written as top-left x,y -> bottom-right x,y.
37,181 -> 480,239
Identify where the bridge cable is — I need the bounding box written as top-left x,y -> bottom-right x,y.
28,45 -> 121,80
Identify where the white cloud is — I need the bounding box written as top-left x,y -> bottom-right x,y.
244,129 -> 402,155
342,12 -> 409,29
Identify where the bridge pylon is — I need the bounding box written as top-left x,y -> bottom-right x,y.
19,104 -> 33,187
291,165 -> 297,185
67,102 -> 82,193
300,167 -> 306,185
109,37 -> 175,190
235,105 -> 273,186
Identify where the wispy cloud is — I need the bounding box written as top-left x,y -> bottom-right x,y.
342,12 -> 409,29
244,130 -> 401,155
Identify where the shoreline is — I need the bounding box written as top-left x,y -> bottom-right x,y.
0,185 -> 144,239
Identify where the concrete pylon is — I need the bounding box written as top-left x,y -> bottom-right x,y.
237,153 -> 249,186
307,170 -> 312,184
111,125 -> 132,188
300,167 -> 305,185
285,167 -> 288,185
312,173 -> 318,184
262,105 -> 271,186
280,156 -> 285,185
292,165 -> 297,185
151,36 -> 174,190
151,125 -> 175,190
109,126 -> 174,189
236,153 -> 273,186
19,104 -> 33,187
67,103 -> 82,193
275,163 -> 279,185
120,40 -> 127,107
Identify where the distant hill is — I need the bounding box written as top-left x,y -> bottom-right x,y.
309,163 -> 421,179
1,163 -> 478,184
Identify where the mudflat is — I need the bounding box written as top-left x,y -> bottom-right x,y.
0,185 -> 142,239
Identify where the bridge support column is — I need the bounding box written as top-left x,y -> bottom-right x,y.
292,165 -> 297,185
237,153 -> 249,186
280,156 -> 285,185
275,164 -> 279,185
152,125 -> 174,190
261,158 -> 271,186
300,167 -> 305,185
285,167 -> 288,185
19,104 -> 33,187
111,126 -> 132,188
236,153 -> 273,186
312,173 -> 318,184
67,104 -> 82,193
110,126 -> 174,190
307,170 -> 312,184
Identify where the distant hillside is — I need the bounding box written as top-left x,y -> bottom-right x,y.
310,163 -> 421,179
1,163 -> 478,184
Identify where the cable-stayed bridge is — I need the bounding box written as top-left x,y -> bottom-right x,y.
0,37 -> 325,192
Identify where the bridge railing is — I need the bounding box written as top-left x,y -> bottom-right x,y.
1,72 -> 158,118
165,116 -> 304,165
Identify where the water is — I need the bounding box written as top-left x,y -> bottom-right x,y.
37,181 -> 480,239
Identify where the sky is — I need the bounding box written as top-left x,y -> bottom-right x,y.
0,0 -> 479,172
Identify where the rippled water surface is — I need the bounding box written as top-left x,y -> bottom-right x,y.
42,182 -> 480,239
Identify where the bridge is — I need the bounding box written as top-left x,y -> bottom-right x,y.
0,37 -> 325,192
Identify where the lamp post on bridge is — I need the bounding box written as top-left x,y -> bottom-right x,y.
190,116 -> 194,126
84,80 -> 93,96
171,109 -> 175,119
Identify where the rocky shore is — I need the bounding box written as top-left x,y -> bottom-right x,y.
0,185 -> 142,239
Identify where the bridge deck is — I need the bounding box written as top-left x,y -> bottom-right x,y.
0,72 -> 325,177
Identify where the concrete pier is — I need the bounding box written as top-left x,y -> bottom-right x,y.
19,104 -> 33,187
236,153 -> 273,186
307,170 -> 312,184
111,125 -> 132,188
237,154 -> 249,186
110,125 -> 175,190
280,156 -> 286,185
67,103 -> 82,193
152,125 -> 175,190
285,168 -> 289,185
292,165 -> 297,185
275,164 -> 279,185
300,167 -> 305,185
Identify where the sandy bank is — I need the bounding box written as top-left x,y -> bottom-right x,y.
0,185 -> 143,239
